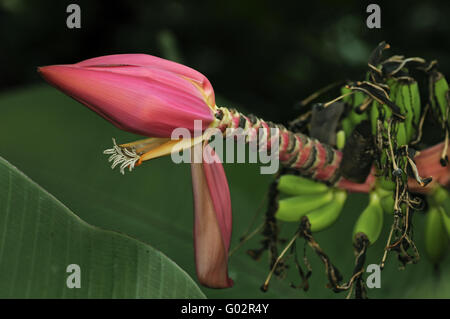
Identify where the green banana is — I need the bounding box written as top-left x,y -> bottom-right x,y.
395,121 -> 408,147
430,72 -> 449,126
306,189 -> 347,232
336,130 -> 346,150
275,190 -> 334,222
349,105 -> 368,127
370,79 -> 416,148
368,78 -> 415,180
341,117 -> 353,138
430,185 -> 450,217
409,80 -> 421,128
370,100 -> 392,136
277,174 -> 329,196
430,185 -> 449,206
385,79 -> 415,145
353,192 -> 384,245
424,206 -> 449,264
441,196 -> 450,218
431,186 -> 450,237
375,181 -> 395,214
394,80 -> 416,143
379,193 -> 395,214
440,208 -> 450,239
377,177 -> 396,191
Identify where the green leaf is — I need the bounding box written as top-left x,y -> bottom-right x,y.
0,156 -> 205,298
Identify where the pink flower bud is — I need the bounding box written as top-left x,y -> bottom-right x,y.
38,54 -> 215,137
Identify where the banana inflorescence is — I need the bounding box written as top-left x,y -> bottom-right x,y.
274,44 -> 450,253
353,192 -> 384,245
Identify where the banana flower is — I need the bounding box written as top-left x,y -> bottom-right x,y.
39,53 -> 450,289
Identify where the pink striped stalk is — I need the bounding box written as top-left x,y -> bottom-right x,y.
39,53 -> 450,288
213,107 -> 343,184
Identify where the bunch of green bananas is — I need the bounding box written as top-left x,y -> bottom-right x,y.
338,77 -> 421,157
368,78 -> 420,148
275,45 -> 450,266
390,78 -> 421,145
425,186 -> 450,264
353,191 -> 384,245
275,174 -> 390,246
275,174 -> 347,232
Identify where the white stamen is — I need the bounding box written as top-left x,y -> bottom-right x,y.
103,138 -> 140,175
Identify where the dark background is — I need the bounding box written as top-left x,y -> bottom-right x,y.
1,0 -> 449,124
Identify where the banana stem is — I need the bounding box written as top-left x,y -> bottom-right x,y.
381,219 -> 397,269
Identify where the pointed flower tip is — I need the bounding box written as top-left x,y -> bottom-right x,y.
36,65 -> 54,80
37,64 -> 64,75
38,54 -> 216,137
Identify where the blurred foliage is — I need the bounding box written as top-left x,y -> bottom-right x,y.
1,0 -> 449,298
1,0 -> 450,124
0,86 -> 448,298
